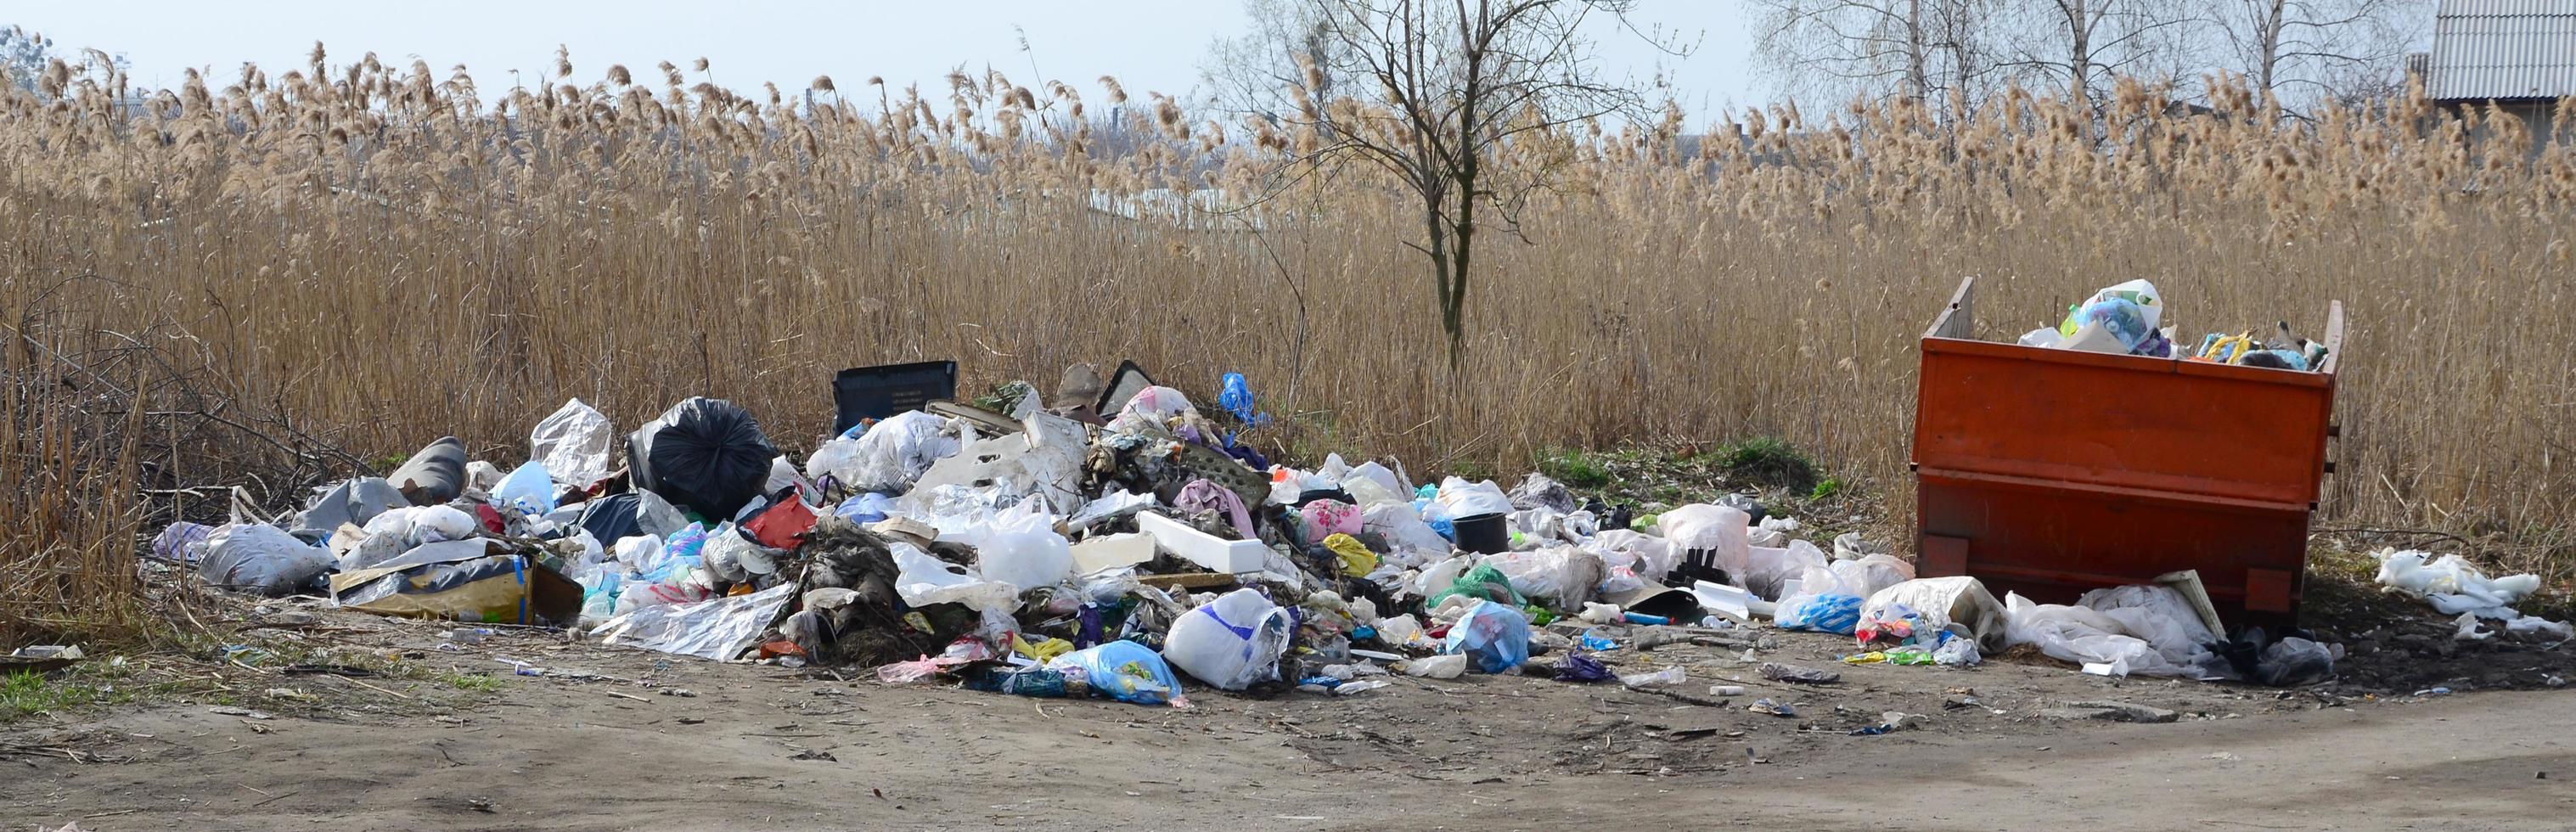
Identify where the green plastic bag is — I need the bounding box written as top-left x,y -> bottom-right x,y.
1429,563 -> 1525,610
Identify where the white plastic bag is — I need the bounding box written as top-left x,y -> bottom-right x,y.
361,504 -> 478,548
2075,584 -> 2219,666
1161,588 -> 1294,690
1433,477 -> 1513,518
1656,503 -> 1752,579
811,410 -> 959,494
944,503 -> 1073,593
890,541 -> 1018,613
1483,547 -> 1608,606
200,524 -> 337,596
1741,540 -> 1829,601
2376,548 -> 2543,620
1346,461 -> 1407,499
2001,592 -> 2212,678
1859,576 -> 2008,649
1364,502 -> 1452,562
531,398 -> 615,486
493,460 -> 558,516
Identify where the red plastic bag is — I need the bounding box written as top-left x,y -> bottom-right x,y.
744,491 -> 818,550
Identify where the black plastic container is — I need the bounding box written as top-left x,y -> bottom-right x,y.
832,361 -> 958,437
1452,512 -> 1510,554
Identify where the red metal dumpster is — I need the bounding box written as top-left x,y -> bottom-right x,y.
1910,277 -> 2343,627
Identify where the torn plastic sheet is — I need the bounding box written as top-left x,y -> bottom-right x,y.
594,582 -> 795,661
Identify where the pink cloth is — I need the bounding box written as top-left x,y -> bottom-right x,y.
1176,480 -> 1257,539
1298,500 -> 1362,542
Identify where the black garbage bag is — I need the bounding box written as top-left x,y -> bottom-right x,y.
628,397 -> 777,521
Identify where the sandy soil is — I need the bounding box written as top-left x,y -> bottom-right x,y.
5,604 -> 2573,832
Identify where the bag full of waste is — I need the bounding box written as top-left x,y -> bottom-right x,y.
1049,640 -> 1188,706
1443,599 -> 1531,672
493,460 -> 559,516
386,436 -> 468,506
291,477 -> 408,539
942,503 -> 1072,593
807,410 -> 959,494
628,396 -> 779,521
531,397 -> 615,486
1432,476 -> 1513,518
1161,588 -> 1294,690
1858,576 -> 2008,649
199,523 -> 338,596
1427,562 -> 1525,609
1656,503 -> 1752,578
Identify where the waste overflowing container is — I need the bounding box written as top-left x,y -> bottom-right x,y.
1909,277 -> 2343,627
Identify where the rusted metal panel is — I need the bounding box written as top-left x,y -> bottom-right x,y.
1910,277 -> 2342,626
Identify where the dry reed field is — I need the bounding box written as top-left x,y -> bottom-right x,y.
1,48 -> 2571,643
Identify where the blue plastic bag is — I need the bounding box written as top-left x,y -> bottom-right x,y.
1218,372 -> 1268,425
1048,640 -> 1187,706
493,460 -> 558,516
1776,593 -> 1865,635
835,492 -> 896,524
1443,599 -> 1532,672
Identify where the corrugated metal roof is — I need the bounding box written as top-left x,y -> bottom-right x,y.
2427,0 -> 2576,100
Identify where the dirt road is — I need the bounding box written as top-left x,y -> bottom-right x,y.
4,616 -> 2568,831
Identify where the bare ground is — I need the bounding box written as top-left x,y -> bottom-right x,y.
6,597 -> 2574,831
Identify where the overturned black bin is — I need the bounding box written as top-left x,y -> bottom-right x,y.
832,361 -> 958,438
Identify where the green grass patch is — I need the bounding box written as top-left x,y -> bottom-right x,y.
1535,447 -> 1614,490
1717,437 -> 1819,493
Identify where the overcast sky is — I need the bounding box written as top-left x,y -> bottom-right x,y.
10,1 -> 1763,115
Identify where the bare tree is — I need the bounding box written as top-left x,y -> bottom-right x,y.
2000,0 -> 2202,131
1254,0 -> 1681,364
2205,0 -> 2422,115
1751,0 -> 2009,116
1202,0 -> 1361,121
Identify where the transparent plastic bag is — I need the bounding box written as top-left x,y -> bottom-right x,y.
891,541 -> 1018,613
531,398 -> 614,485
1442,599 -> 1531,672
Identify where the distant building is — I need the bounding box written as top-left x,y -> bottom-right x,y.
2416,0 -> 2574,148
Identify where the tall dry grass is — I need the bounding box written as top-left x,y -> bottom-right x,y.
1,50 -> 2572,643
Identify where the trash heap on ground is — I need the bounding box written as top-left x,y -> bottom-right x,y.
147,363 -> 2529,707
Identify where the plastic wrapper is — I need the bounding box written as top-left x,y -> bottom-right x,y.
943,503 -> 1073,593
1482,546 -> 1606,607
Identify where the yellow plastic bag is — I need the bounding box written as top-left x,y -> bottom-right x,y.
1322,533 -> 1379,577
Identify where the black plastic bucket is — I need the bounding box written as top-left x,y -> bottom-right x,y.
1452,512 -> 1509,554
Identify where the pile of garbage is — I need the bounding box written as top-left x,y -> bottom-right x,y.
2017,279 -> 2329,370
150,363 -> 2391,708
